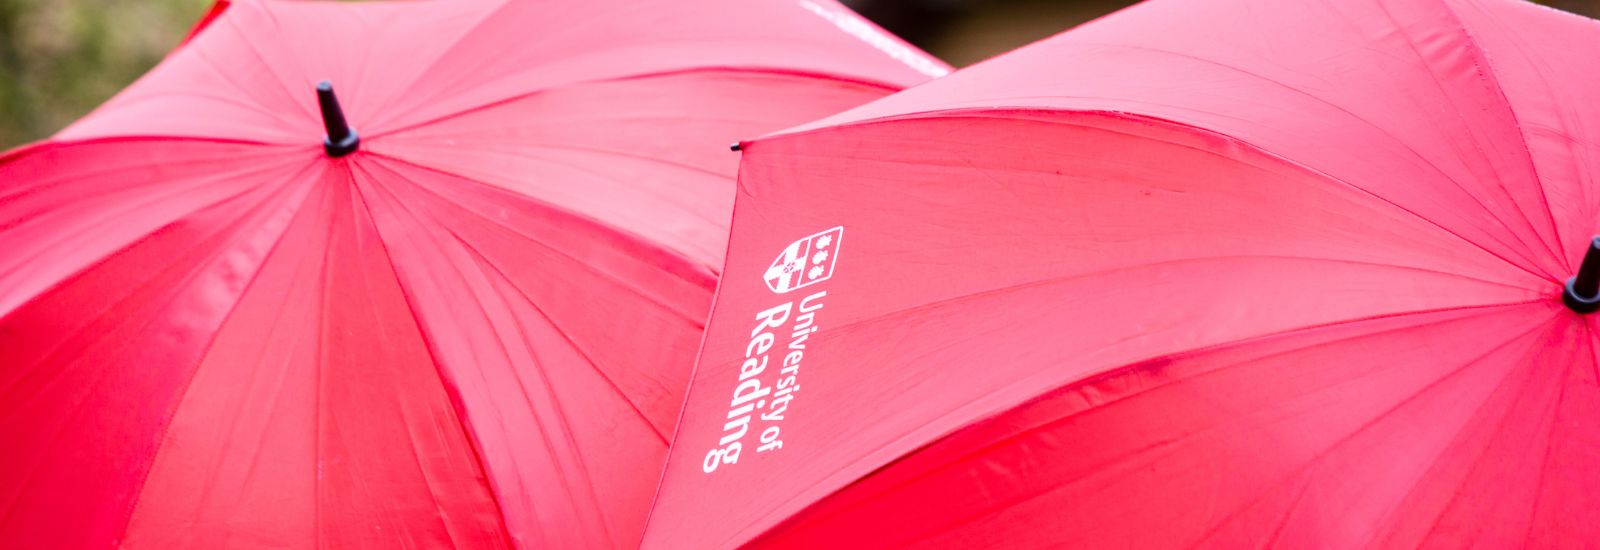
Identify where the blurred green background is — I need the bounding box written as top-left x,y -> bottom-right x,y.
0,0 -> 1596,149
0,0 -> 210,147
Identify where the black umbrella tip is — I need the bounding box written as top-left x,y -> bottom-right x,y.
316,80 -> 359,157
730,142 -> 743,152
1563,235 -> 1600,313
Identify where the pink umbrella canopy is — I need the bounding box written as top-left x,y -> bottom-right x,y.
0,0 -> 947,547
646,0 -> 1600,547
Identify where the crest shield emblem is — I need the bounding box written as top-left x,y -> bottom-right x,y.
764,227 -> 843,293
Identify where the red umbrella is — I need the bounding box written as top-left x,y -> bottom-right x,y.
0,0 -> 946,547
646,0 -> 1599,547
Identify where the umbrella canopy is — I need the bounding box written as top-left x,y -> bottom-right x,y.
0,0 -> 947,547
646,0 -> 1599,547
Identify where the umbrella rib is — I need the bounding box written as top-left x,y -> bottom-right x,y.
88,78 -> 305,138
367,67 -> 900,141
310,174 -> 335,547
363,151 -> 716,318
394,137 -> 730,182
2,135 -> 279,180
0,138 -> 288,210
819,254 -> 1537,339
1256,479 -> 1319,550
219,7 -> 317,124
379,141 -> 729,234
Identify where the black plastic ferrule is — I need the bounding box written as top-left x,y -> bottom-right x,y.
317,81 -> 359,157
1563,236 -> 1600,313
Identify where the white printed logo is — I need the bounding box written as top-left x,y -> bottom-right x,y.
764,226 -> 843,294
704,228 -> 839,473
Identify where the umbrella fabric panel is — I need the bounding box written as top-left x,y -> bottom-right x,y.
0,141 -> 308,319
345,156 -> 692,548
1443,0 -> 1600,272
121,176 -> 510,549
644,111 -> 1545,549
646,0 -> 1600,545
750,303 -> 1596,548
0,141 -> 324,549
782,0 -> 1600,281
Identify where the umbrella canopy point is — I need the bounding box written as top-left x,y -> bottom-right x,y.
316,80 -> 359,157
1563,236 -> 1600,313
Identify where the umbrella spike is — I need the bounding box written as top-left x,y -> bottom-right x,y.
1563,236 -> 1600,313
317,80 -> 359,157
